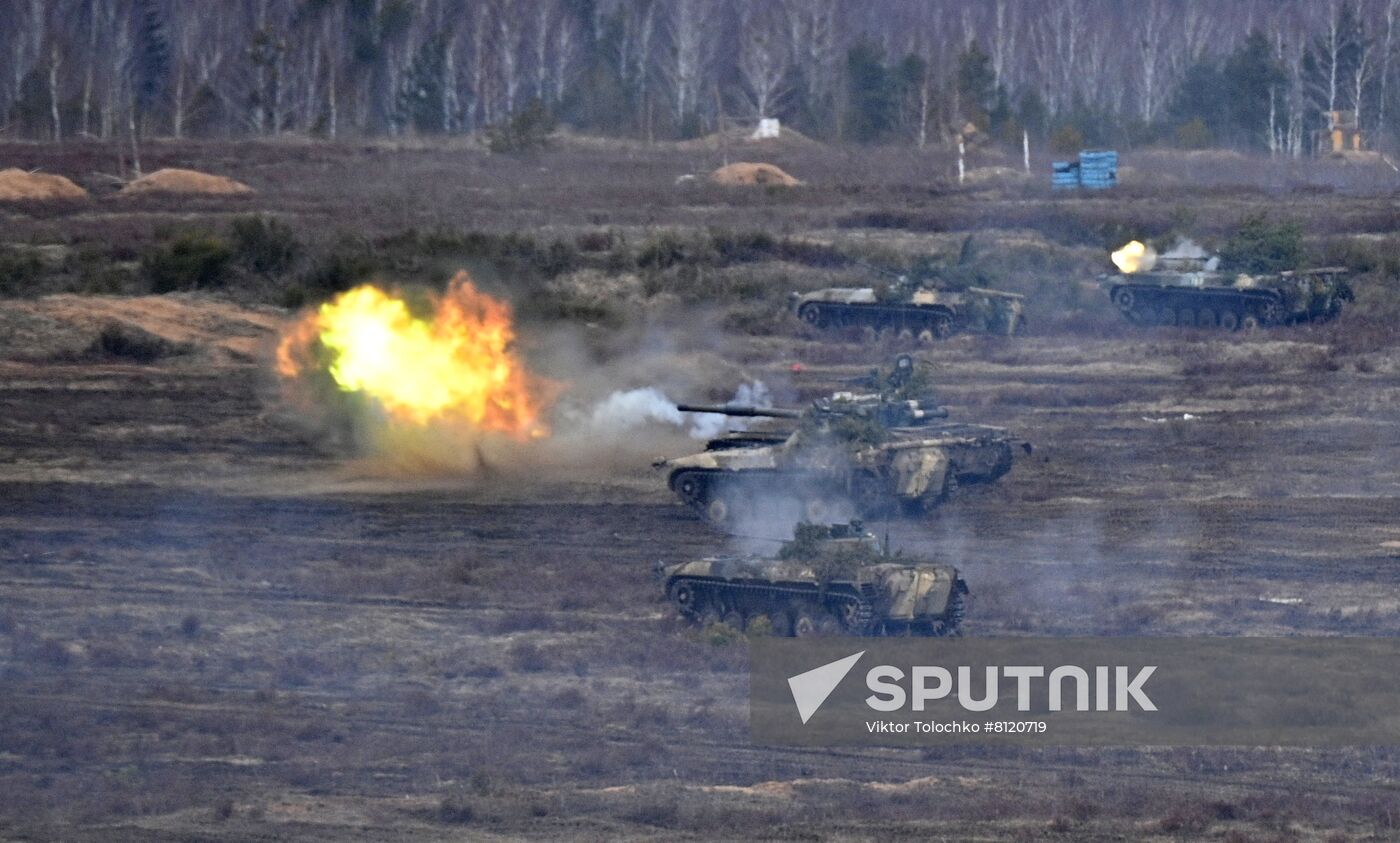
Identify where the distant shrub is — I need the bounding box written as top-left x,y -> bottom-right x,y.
87,323 -> 180,362
637,229 -> 719,270
744,615 -> 774,638
230,215 -> 301,275
437,793 -> 476,824
701,621 -> 741,647
1156,802 -> 1213,834
1317,235 -> 1400,277
1174,117 -> 1214,149
575,229 -> 618,252
709,228 -> 776,262
302,237 -> 376,296
1220,214 -> 1303,273
143,234 -> 233,292
0,246 -> 45,295
486,99 -> 556,153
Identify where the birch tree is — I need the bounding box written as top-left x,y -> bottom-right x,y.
736,3 -> 788,119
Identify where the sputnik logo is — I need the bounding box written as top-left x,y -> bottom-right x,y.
787,651 -> 864,724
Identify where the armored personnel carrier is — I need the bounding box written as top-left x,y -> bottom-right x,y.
659,522 -> 968,637
655,359 -> 1029,527
792,262 -> 1025,340
1104,241 -> 1351,329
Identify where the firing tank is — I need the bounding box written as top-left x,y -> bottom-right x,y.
1104,241 -> 1352,329
792,259 -> 1025,340
659,522 -> 968,637
654,359 -> 1029,527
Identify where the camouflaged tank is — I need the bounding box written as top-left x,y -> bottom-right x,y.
1105,249 -> 1351,330
655,358 -> 1029,527
793,265 -> 1025,340
659,522 -> 968,637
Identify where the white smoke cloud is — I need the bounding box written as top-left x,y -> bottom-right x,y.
576,379 -> 774,439
1160,238 -> 1221,270
584,387 -> 682,431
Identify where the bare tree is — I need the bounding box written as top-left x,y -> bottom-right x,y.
549,5 -> 578,108
1028,0 -> 1084,115
987,0 -> 1018,90
5,0 -> 1400,150
496,1 -> 522,117
1351,24 -> 1375,131
781,0 -> 838,121
1310,0 -> 1347,125
660,0 -> 713,131
1136,0 -> 1172,124
1380,0 -> 1399,141
736,3 -> 788,119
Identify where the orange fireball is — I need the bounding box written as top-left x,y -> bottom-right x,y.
277,271 -> 550,439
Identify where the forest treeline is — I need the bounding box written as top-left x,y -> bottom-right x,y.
2,0 -> 1397,155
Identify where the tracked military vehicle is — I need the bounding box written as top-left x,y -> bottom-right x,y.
659,522 -> 968,637
1104,242 -> 1351,329
655,358 -> 1029,527
792,261 -> 1025,340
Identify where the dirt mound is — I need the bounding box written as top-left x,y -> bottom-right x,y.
709,162 -> 800,186
119,168 -> 254,197
0,168 -> 89,201
0,293 -> 285,364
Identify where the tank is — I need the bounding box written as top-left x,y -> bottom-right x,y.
659,522 -> 968,637
1104,244 -> 1352,329
654,359 -> 1029,527
792,263 -> 1025,340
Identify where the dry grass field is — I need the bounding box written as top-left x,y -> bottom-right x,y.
2,138 -> 1400,840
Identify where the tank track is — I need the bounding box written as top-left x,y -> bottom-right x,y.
668,576 -> 964,637
799,301 -> 955,337
1111,284 -> 1286,329
669,468 -> 884,520
669,576 -> 877,634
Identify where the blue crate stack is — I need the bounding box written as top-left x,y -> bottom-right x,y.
1077,150 -> 1118,189
1050,150 -> 1117,189
1051,160 -> 1080,189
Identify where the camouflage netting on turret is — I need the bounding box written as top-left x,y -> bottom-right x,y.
777,523 -> 868,583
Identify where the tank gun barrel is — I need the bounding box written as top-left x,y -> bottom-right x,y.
676,403 -> 804,420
